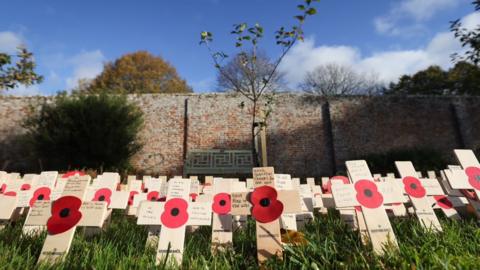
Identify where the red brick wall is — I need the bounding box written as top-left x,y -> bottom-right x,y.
0,94 -> 479,177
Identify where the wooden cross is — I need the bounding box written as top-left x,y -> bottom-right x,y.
322,176 -> 359,230
395,161 -> 443,231
88,173 -> 129,210
377,175 -> 408,218
296,183 -> 315,229
274,174 -> 298,232
329,176 -> 369,244
332,160 -> 406,254
210,177 -> 234,251
20,172 -> 59,234
137,178 -> 211,266
126,178 -> 143,216
24,175 -> 108,264
443,149 -> 480,218
230,167 -> 301,263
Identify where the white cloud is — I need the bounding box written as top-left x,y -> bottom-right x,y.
280,30 -> 464,85
65,50 -> 105,89
461,12 -> 480,30
0,31 -> 24,53
398,0 -> 458,21
281,10 -> 480,86
279,41 -> 361,84
374,0 -> 460,35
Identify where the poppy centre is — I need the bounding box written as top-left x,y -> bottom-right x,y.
410,183 -> 418,190
260,198 -> 270,207
363,189 -> 373,197
38,194 -> 45,200
60,208 -> 70,218
219,199 -> 226,206
98,195 -> 105,201
171,208 -> 180,216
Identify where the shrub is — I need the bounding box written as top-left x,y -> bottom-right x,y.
359,147 -> 448,175
24,93 -> 143,171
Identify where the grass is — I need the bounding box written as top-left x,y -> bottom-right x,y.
0,210 -> 479,269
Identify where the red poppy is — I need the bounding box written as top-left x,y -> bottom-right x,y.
160,198 -> 189,229
324,176 -> 349,194
402,176 -> 426,198
29,187 -> 51,207
465,167 -> 480,191
433,195 -> 453,209
46,196 -> 82,235
128,191 -> 139,206
147,191 -> 160,201
251,185 -> 284,223
62,171 -> 85,179
92,188 -> 112,206
212,193 -> 231,215
354,180 -> 383,209
159,196 -> 166,202
0,184 -> 6,194
21,184 -> 31,191
4,191 -> 16,196
189,193 -> 198,202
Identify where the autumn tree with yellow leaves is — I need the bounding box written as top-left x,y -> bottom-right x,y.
83,51 -> 192,94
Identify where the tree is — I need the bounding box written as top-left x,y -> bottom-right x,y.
447,61 -> 480,94
200,0 -> 320,166
84,51 -> 192,94
385,61 -> 480,95
386,65 -> 450,95
216,50 -> 285,92
0,47 -> 43,91
450,0 -> 480,65
300,63 -> 383,96
24,93 -> 144,171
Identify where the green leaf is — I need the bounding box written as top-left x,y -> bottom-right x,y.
297,4 -> 305,10
200,31 -> 211,39
306,8 -> 317,15
295,15 -> 305,23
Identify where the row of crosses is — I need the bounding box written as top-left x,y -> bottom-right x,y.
0,149 -> 480,266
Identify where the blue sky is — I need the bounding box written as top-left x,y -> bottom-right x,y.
1,0 -> 479,95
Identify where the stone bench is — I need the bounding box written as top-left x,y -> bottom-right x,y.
184,149 -> 253,176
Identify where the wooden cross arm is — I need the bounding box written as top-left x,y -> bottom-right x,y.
230,190 -> 302,216
24,201 -> 51,226
443,168 -> 471,189
78,201 -> 108,227
419,179 -> 444,195
455,149 -> 480,167
24,201 -> 108,227
137,201 -> 213,226
137,201 -> 164,225
186,202 -> 211,226
331,182 -> 406,208
0,195 -> 18,220
395,161 -> 445,195
109,191 -> 129,209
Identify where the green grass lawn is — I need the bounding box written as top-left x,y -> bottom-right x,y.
0,210 -> 479,269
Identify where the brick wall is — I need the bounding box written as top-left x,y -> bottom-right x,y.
0,93 -> 478,177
